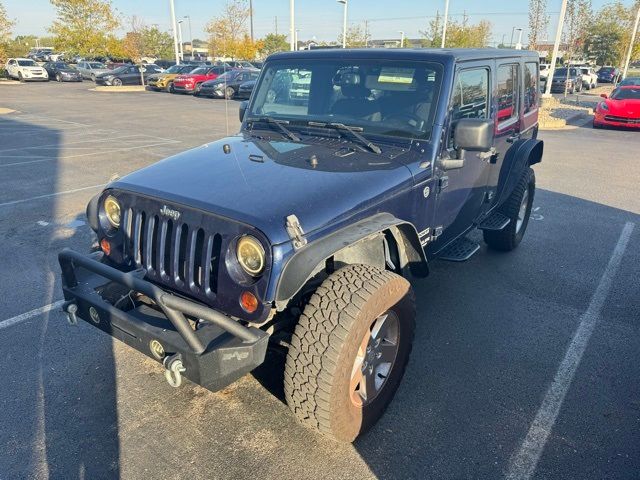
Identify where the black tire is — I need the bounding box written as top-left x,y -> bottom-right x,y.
166,81 -> 174,93
193,82 -> 202,96
484,168 -> 535,252
284,264 -> 416,442
111,78 -> 122,87
91,74 -> 96,82
224,86 -> 235,99
18,72 -> 24,83
56,73 -> 62,82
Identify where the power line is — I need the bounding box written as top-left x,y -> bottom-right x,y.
358,11 -> 561,23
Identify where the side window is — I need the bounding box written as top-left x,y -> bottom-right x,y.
451,68 -> 489,121
497,64 -> 519,123
524,62 -> 539,115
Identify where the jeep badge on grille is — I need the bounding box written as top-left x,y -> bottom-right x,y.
160,205 -> 181,221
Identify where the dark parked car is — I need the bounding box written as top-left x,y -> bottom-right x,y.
198,68 -> 260,98
236,78 -> 257,99
59,48 -> 543,443
619,76 -> 640,86
42,62 -> 83,82
597,66 -> 621,84
95,64 -> 162,86
550,67 -> 583,93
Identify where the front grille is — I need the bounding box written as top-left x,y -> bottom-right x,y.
124,208 -> 223,299
604,115 -> 640,124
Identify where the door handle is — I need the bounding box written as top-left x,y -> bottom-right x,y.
506,133 -> 521,144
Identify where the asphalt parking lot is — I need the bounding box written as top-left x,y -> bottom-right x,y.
0,81 -> 639,480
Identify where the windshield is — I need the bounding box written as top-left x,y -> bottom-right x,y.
216,71 -> 234,80
190,67 -> 207,75
55,63 -> 70,69
620,77 -> 640,86
248,59 -> 444,140
18,60 -> 37,66
610,87 -> 640,100
554,68 -> 577,77
89,62 -> 105,69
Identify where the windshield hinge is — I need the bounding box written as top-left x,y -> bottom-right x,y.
285,215 -> 307,250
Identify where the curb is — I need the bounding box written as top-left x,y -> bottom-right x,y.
90,86 -> 147,93
0,108 -> 17,115
539,110 -> 593,131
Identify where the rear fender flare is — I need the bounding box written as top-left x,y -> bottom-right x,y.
495,139 -> 543,206
274,213 -> 428,307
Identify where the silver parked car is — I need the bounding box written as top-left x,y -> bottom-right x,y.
76,61 -> 110,81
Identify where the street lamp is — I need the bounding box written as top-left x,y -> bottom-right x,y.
177,20 -> 184,61
295,29 -> 300,51
337,0 -> 348,48
183,16 -> 193,61
510,27 -> 522,48
290,0 -> 295,51
441,0 -> 450,48
398,31 -> 405,48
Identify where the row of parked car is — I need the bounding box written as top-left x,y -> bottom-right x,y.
539,64 -> 632,93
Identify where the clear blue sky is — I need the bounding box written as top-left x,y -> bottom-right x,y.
3,0 -> 635,46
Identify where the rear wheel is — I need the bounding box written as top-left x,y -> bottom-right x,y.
284,264 -> 416,442
483,168 -> 535,252
166,82 -> 174,93
56,73 -> 62,82
224,86 -> 235,99
18,72 -> 24,82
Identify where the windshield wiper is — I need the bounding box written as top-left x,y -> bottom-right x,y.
307,121 -> 382,154
248,116 -> 300,142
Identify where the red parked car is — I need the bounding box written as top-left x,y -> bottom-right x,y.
593,86 -> 640,129
172,66 -> 228,94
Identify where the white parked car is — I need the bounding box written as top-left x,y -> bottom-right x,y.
539,63 -> 551,80
5,58 -> 49,82
579,67 -> 598,90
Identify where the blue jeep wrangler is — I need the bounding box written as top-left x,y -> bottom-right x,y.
60,48 -> 543,442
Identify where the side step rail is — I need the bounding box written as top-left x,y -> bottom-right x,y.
437,237 -> 480,262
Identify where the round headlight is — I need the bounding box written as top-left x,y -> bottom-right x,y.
103,195 -> 121,228
236,236 -> 265,276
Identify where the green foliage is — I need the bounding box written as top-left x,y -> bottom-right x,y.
259,33 -> 288,56
337,24 -> 370,48
0,1 -> 15,63
49,0 -> 120,57
528,0 -> 550,51
420,17 -> 492,48
585,1 -> 640,66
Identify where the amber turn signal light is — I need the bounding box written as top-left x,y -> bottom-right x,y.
240,291 -> 258,313
100,238 -> 111,256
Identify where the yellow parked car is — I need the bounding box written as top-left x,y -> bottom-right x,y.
147,64 -> 198,92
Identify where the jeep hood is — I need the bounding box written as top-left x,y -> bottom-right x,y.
111,135 -> 417,245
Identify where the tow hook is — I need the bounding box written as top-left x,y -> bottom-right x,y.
65,303 -> 78,326
163,354 -> 186,388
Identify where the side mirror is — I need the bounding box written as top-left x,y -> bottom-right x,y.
239,100 -> 248,122
454,118 -> 494,152
600,93 -> 608,99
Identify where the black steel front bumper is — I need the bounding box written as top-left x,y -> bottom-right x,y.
58,249 -> 269,391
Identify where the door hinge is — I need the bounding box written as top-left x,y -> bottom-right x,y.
285,214 -> 307,250
438,176 -> 449,192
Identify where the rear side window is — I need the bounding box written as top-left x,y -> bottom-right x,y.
524,62 -> 539,115
451,68 -> 489,121
497,64 -> 519,123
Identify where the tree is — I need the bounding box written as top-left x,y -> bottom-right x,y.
337,24 -> 370,48
49,0 -> 120,57
564,0 -> 592,59
420,17 -> 492,48
140,26 -> 174,59
259,33 -> 288,56
206,0 -> 253,59
528,0 -> 550,51
0,1 -> 15,64
584,1 -> 640,66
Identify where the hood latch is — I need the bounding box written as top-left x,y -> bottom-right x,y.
285,215 -> 307,250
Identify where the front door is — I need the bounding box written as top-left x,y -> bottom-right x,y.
430,65 -> 492,251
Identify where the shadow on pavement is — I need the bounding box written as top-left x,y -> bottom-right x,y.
0,114 -> 120,479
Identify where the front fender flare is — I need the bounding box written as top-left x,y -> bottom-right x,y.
274,213 -> 428,305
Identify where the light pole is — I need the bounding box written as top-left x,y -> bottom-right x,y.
183,16 -> 193,61
544,0 -> 569,98
622,6 -> 640,79
338,0 -> 348,48
168,0 -> 180,64
295,29 -> 300,50
290,0 -> 295,51
249,0 -> 254,42
177,20 -> 184,61
399,31 -> 405,48
515,28 -> 523,49
510,27 -> 522,48
441,0 -> 450,48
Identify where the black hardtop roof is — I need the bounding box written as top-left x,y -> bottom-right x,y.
268,48 -> 539,63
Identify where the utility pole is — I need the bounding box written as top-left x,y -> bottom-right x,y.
338,0 -> 348,48
275,16 -> 278,35
364,20 -> 369,47
249,0 -> 254,42
177,20 -> 184,61
168,0 -> 180,65
441,0 -> 450,48
544,0 -> 568,97
184,16 -> 192,61
622,6 -> 640,79
290,0 -> 295,51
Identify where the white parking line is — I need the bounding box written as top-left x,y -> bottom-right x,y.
0,300 -> 65,331
0,184 -> 104,208
506,221 -> 635,480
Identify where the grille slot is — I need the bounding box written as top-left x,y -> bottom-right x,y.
126,209 -> 221,298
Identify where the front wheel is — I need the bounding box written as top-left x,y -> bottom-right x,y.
18,72 -> 24,82
111,78 -> 122,87
484,168 -> 535,252
166,82 -> 174,93
284,264 -> 416,442
56,73 -> 62,82
224,86 -> 235,99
